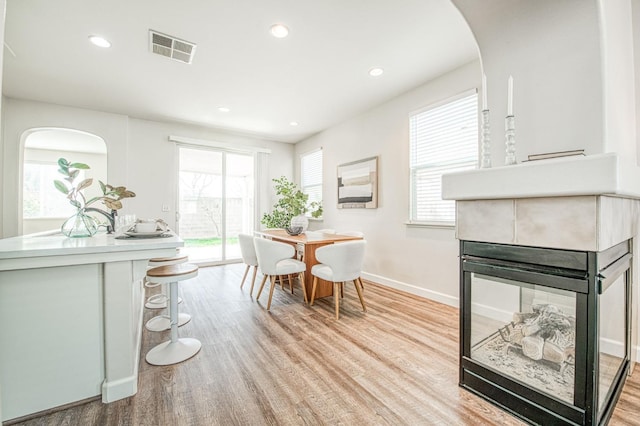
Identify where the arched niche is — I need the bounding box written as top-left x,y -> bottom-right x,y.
21,128 -> 107,235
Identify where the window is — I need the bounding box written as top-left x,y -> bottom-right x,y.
300,149 -> 323,217
409,91 -> 478,224
23,162 -> 82,218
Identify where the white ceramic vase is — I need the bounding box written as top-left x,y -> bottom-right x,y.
290,214 -> 309,232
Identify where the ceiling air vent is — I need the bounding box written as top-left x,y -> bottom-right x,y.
149,30 -> 196,64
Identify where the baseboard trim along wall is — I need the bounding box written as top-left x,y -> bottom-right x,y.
361,272 -> 458,308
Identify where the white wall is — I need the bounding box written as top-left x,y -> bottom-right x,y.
1,98 -> 294,238
295,61 -> 481,306
452,0 -> 604,164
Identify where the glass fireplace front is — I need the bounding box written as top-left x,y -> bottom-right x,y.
460,240 -> 631,426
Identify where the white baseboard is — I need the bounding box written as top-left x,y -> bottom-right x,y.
101,374 -> 137,403
361,271 -> 458,308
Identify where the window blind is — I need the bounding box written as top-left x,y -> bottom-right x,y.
301,149 -> 323,215
409,91 -> 478,224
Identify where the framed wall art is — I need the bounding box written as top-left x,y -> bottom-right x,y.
337,156 -> 378,209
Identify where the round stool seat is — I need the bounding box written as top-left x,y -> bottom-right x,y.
146,263 -> 198,283
145,255 -> 189,308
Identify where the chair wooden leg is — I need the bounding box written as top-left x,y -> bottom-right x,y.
240,264 -> 250,289
267,275 -> 277,311
311,276 -> 318,305
256,275 -> 268,299
289,274 -> 294,294
354,279 -> 367,312
359,277 -> 365,291
249,266 -> 258,296
334,282 -> 340,320
299,272 -> 308,304
340,282 -> 344,298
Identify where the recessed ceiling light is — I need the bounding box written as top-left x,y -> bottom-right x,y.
270,24 -> 289,38
88,35 -> 111,48
218,107 -> 230,113
289,121 -> 299,127
369,67 -> 384,77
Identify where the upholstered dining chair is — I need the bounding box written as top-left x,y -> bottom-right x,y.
238,233 -> 259,296
254,237 -> 308,310
310,240 -> 367,320
335,231 -> 365,291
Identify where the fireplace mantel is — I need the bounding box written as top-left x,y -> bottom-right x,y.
442,153 -> 640,201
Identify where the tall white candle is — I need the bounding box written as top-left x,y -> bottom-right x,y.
507,75 -> 513,116
482,74 -> 488,110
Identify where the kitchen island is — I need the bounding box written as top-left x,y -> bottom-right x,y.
0,230 -> 183,422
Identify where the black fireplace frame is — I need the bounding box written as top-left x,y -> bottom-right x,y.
459,240 -> 631,426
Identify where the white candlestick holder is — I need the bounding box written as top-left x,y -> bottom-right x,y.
504,115 -> 516,165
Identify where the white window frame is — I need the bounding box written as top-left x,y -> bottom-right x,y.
300,148 -> 323,218
409,90 -> 478,227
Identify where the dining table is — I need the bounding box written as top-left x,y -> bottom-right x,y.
254,229 -> 363,299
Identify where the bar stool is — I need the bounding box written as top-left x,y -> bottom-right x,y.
144,254 -> 188,309
145,254 -> 191,332
145,263 -> 201,365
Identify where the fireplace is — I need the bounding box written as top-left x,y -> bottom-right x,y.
460,240 -> 631,425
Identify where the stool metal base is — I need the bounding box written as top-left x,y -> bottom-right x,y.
145,313 -> 191,332
145,296 -> 183,310
145,338 -> 202,366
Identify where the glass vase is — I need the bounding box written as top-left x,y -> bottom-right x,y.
61,209 -> 99,238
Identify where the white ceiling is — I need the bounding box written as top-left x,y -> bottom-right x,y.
3,0 -> 478,143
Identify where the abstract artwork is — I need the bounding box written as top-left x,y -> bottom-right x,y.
337,156 -> 378,209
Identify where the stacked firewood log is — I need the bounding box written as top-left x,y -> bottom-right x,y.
502,304 -> 575,368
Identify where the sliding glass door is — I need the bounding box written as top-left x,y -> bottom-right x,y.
177,146 -> 255,264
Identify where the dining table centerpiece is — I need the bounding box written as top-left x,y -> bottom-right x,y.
261,176 -> 322,232
54,158 -> 136,237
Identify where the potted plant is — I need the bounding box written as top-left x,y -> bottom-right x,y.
261,176 -> 322,231
54,158 -> 135,237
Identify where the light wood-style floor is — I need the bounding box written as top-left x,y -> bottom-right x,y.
9,264 -> 640,425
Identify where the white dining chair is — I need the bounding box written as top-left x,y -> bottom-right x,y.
238,233 -> 259,296
310,240 -> 367,320
336,231 -> 365,291
254,237 -> 308,310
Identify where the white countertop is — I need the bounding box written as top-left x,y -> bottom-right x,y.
442,152 -> 640,201
0,230 -> 183,260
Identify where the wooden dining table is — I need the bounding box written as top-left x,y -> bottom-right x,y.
254,229 -> 363,299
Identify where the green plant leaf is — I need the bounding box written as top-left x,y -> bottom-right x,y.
70,199 -> 81,209
54,180 -> 69,194
57,158 -> 69,168
99,180 -> 106,194
69,162 -> 90,170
